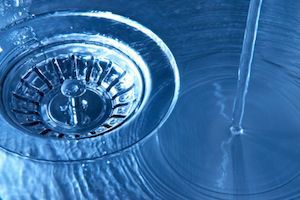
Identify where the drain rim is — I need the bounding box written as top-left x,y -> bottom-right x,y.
0,11 -> 180,162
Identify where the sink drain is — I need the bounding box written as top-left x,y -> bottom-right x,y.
3,50 -> 144,139
0,11 -> 179,161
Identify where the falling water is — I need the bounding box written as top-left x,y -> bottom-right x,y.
230,0 -> 263,135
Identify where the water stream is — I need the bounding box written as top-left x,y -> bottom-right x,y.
230,0 -> 263,135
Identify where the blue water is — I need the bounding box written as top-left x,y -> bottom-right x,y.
231,0 -> 262,135
1,0 -> 300,200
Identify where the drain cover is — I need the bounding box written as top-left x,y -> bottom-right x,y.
4,51 -> 143,139
0,11 -> 179,161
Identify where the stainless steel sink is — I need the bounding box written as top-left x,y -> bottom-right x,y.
0,0 -> 300,199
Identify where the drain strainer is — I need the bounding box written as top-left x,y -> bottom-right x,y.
3,50 -> 144,139
0,11 -> 179,161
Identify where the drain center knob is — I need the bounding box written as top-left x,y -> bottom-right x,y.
60,79 -> 88,126
61,79 -> 86,98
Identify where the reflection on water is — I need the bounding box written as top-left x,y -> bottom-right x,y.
1,0 -> 300,199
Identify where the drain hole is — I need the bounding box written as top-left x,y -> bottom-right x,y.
3,53 -> 144,139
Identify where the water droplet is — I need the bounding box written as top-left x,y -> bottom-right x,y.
82,99 -> 88,109
4,0 -> 12,7
59,105 -> 68,112
10,26 -> 36,46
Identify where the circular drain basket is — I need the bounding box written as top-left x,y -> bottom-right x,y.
0,11 -> 179,161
